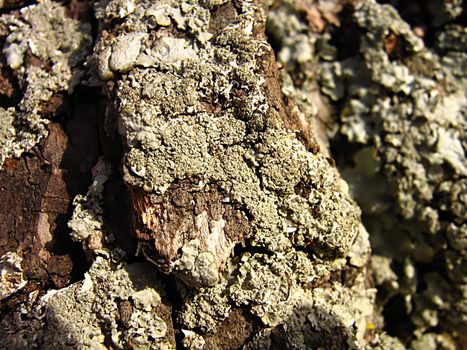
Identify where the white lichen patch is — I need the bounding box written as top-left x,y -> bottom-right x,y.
435,128 -> 466,175
43,257 -> 174,349
109,32 -> 148,73
68,158 -> 112,253
0,0 -> 92,167
182,329 -> 206,350
0,252 -> 27,300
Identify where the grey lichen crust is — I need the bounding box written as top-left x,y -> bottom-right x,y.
334,1 -> 466,345
243,274 -> 375,350
0,0 -> 91,167
97,0 -> 359,262
69,158 -> 112,253
0,0 -> 375,348
43,256 -> 174,349
268,0 -> 466,347
92,0 -> 375,348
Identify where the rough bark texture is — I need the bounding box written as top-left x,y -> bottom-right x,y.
0,0 -> 465,349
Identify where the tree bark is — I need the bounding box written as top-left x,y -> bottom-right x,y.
0,0 -> 465,349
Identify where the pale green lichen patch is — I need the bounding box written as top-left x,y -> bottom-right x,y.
267,0 -> 466,346
228,252 -> 297,326
181,281 -> 232,332
179,227 -> 372,340
289,0 -> 466,344
43,257 -> 174,349
242,276 -> 375,349
93,0 -> 373,346
97,0 -> 360,261
0,0 -> 91,167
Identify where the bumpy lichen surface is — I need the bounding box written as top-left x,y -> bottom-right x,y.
268,0 -> 466,348
97,0 -> 360,258
335,2 -> 466,346
43,256 -> 174,349
0,0 -> 405,348
92,0 -> 374,348
0,0 -> 91,167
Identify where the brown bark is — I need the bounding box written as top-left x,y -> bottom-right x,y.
0,88 -> 101,306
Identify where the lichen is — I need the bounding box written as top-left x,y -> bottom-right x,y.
0,107 -> 18,165
266,0 -> 338,151
0,252 -> 27,300
42,256 -> 174,349
92,0 -> 374,346
330,1 -> 466,341
68,158 -> 112,253
1,0 -> 463,348
366,332 -> 405,350
243,275 -> 375,349
181,281 -> 232,332
96,0 -> 360,265
0,0 -> 91,167
410,331 -> 457,350
174,239 -> 220,288
267,0 -> 466,346
0,0 -> 386,348
182,329 -> 206,350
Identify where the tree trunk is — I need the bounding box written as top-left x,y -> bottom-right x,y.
0,0 -> 465,349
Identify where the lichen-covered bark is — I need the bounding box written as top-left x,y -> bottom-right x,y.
0,0 -> 92,167
59,1 -> 373,349
43,257 -> 176,349
31,0 -> 374,349
0,0 -> 464,349
267,0 -> 466,348
0,2 -> 100,345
